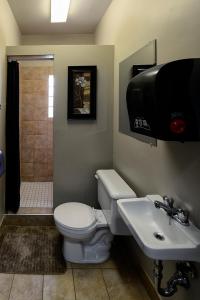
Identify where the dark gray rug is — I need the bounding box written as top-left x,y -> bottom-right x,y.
0,225 -> 66,274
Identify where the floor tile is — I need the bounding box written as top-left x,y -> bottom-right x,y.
17,207 -> 53,214
136,279 -> 151,300
71,262 -> 101,269
66,262 -> 72,268
73,269 -> 109,300
43,270 -> 75,300
102,269 -> 149,300
71,258 -> 117,269
100,257 -> 118,269
20,182 -> 53,208
9,274 -> 43,300
0,274 -> 14,300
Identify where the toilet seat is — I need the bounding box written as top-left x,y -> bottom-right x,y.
54,202 -> 96,229
54,202 -> 108,240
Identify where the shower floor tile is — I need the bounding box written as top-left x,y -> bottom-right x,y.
20,182 -> 53,208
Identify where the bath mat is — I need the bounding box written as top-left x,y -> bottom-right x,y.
0,225 -> 66,274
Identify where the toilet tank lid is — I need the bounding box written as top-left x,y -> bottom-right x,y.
96,169 -> 136,200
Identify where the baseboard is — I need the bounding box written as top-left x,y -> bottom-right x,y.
136,264 -> 160,300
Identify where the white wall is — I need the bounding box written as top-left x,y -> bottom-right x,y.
21,34 -> 94,45
95,1 -> 200,299
0,0 -> 21,46
7,45 -> 114,208
0,0 -> 21,220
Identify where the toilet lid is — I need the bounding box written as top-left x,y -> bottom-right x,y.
54,202 -> 96,230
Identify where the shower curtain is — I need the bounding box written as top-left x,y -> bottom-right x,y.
6,61 -> 20,213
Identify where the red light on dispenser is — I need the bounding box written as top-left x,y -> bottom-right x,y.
170,119 -> 186,134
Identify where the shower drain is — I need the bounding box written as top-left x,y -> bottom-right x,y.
153,232 -> 165,241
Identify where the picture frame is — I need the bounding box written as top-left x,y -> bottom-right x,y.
67,66 -> 97,119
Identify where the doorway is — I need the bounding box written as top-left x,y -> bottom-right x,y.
6,57 -> 54,214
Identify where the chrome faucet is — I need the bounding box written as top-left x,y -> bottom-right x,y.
154,196 -> 189,226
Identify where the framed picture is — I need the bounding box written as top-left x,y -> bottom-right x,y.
68,66 -> 97,119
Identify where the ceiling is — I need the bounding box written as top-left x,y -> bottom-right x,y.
8,0 -> 112,35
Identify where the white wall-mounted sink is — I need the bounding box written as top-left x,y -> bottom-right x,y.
117,195 -> 200,262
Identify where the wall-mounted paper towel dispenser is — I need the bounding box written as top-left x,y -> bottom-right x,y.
126,59 -> 200,141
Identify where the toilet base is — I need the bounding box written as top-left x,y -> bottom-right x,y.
62,228 -> 113,264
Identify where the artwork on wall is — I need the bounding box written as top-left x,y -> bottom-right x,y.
67,66 -> 97,119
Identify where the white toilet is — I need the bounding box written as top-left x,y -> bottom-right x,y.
54,169 -> 136,263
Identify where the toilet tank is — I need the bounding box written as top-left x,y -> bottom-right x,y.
95,169 -> 136,235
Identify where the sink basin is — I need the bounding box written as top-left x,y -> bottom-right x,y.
117,195 -> 200,262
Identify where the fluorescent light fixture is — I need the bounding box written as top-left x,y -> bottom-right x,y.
51,0 -> 71,23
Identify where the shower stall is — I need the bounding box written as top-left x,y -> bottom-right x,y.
18,59 -> 54,213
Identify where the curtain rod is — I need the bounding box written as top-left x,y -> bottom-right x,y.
7,55 -> 54,62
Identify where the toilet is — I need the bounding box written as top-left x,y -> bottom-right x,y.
54,169 -> 136,263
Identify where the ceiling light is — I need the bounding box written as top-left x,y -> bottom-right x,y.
51,0 -> 71,23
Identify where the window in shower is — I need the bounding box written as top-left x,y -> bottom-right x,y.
48,74 -> 54,118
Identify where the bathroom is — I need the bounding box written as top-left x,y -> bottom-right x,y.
0,0 -> 200,299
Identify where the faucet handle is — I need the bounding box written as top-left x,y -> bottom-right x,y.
163,195 -> 174,208
177,208 -> 189,224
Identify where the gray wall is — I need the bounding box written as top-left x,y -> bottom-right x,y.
7,45 -> 114,208
95,0 -> 200,299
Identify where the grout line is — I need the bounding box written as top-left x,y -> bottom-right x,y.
101,269 -> 110,300
42,275 -> 44,300
8,274 -> 15,300
71,268 -> 77,300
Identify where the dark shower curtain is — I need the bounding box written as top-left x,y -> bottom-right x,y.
6,61 -> 20,213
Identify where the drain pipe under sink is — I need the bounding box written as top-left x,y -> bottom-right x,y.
153,260 -> 197,297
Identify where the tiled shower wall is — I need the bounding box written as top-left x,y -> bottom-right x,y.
20,61 -> 53,181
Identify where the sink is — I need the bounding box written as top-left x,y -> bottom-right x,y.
117,195 -> 200,262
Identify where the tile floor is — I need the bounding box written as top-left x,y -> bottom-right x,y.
17,207 -> 53,214
20,182 -> 53,208
0,218 -> 151,300
0,259 -> 150,300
